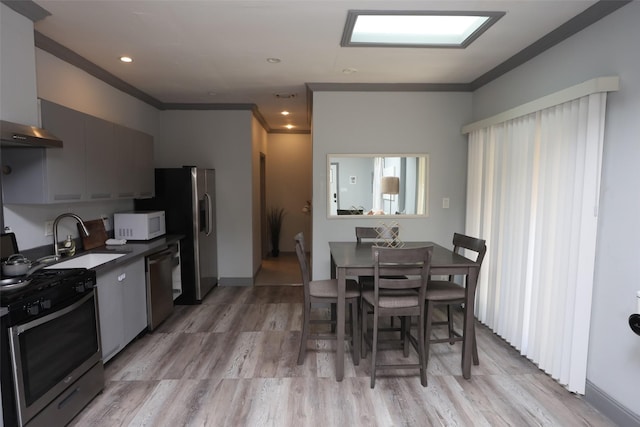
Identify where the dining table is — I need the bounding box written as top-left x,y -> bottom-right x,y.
329,241 -> 481,382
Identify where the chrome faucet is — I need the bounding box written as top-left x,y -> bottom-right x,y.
53,213 -> 90,257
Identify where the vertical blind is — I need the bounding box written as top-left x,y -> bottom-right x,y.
465,91 -> 608,394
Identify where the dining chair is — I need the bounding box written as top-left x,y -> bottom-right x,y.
356,226 -> 407,331
294,232 -> 361,365
355,226 -> 402,288
424,233 -> 487,366
360,245 -> 433,388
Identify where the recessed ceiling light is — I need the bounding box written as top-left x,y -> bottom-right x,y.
266,57 -> 281,64
281,111 -> 290,116
120,56 -> 133,63
341,10 -> 505,48
208,91 -> 217,96
342,68 -> 358,74
285,124 -> 295,130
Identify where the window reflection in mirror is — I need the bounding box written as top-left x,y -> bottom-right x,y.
328,154 -> 429,217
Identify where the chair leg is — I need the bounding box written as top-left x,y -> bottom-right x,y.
330,303 -> 337,333
402,316 -> 410,357
351,300 -> 360,365
360,299 -> 368,359
424,300 -> 434,366
370,309 -> 378,388
418,311 -> 427,387
447,304 -> 456,344
297,302 -> 310,365
472,322 -> 479,365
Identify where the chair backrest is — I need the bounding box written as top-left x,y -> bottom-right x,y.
356,226 -> 399,243
294,232 -> 311,301
448,233 -> 487,282
372,246 -> 433,298
452,233 -> 487,266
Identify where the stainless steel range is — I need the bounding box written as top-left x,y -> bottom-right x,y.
1,268 -> 104,427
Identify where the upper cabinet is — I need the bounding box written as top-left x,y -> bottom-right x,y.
2,100 -> 154,204
115,125 -> 154,199
85,114 -> 117,200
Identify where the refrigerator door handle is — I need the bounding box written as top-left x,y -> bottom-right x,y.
204,192 -> 213,236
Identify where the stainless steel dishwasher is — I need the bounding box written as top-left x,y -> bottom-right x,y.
146,244 -> 178,330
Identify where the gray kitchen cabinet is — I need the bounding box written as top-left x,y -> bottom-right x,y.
96,258 -> 147,362
1,99 -> 154,204
133,130 -> 155,198
115,125 -> 154,199
41,100 -> 87,202
85,115 -> 117,200
114,124 -> 136,199
2,101 -> 86,203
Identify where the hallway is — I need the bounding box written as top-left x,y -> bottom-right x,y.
254,252 -> 302,286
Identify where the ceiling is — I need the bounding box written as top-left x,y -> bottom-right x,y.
21,1 -> 618,132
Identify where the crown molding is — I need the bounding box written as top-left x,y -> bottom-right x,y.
1,0 -> 50,22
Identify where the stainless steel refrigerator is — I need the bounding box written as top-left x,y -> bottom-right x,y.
136,166 -> 217,304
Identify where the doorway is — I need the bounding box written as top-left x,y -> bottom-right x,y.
260,153 -> 268,259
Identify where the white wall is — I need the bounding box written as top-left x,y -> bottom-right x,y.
311,91 -> 472,279
266,133 -> 312,253
471,2 -> 640,418
156,110 -> 256,283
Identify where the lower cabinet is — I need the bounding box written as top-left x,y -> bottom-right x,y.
96,258 -> 146,362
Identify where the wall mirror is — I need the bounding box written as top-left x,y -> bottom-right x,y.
327,154 -> 429,217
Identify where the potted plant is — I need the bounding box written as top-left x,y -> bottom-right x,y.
267,207 -> 286,257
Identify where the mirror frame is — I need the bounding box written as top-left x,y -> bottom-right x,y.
327,153 -> 430,218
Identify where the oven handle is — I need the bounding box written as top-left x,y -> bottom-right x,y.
10,291 -> 95,335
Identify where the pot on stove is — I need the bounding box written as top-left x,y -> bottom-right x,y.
2,254 -> 32,276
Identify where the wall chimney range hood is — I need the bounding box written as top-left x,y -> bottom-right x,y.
1,120 -> 62,148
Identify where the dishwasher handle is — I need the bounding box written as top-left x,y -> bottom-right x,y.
147,249 -> 174,265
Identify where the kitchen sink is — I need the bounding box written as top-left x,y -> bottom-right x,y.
45,252 -> 126,270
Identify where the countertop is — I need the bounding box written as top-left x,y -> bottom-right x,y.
1,234 -> 184,317
53,234 -> 185,273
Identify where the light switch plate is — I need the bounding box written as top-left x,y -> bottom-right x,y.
44,221 -> 54,236
442,198 -> 450,209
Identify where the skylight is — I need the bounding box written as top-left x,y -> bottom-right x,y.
341,11 -> 505,48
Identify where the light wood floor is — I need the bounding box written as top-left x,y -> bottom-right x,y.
70,257 -> 615,427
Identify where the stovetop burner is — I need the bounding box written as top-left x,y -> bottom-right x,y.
0,268 -> 95,308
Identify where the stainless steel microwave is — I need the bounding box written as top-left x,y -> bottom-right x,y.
113,211 -> 166,240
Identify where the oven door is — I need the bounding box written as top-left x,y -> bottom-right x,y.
8,291 -> 102,426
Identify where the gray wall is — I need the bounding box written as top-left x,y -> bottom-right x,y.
311,91 -> 472,279
472,2 -> 640,419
